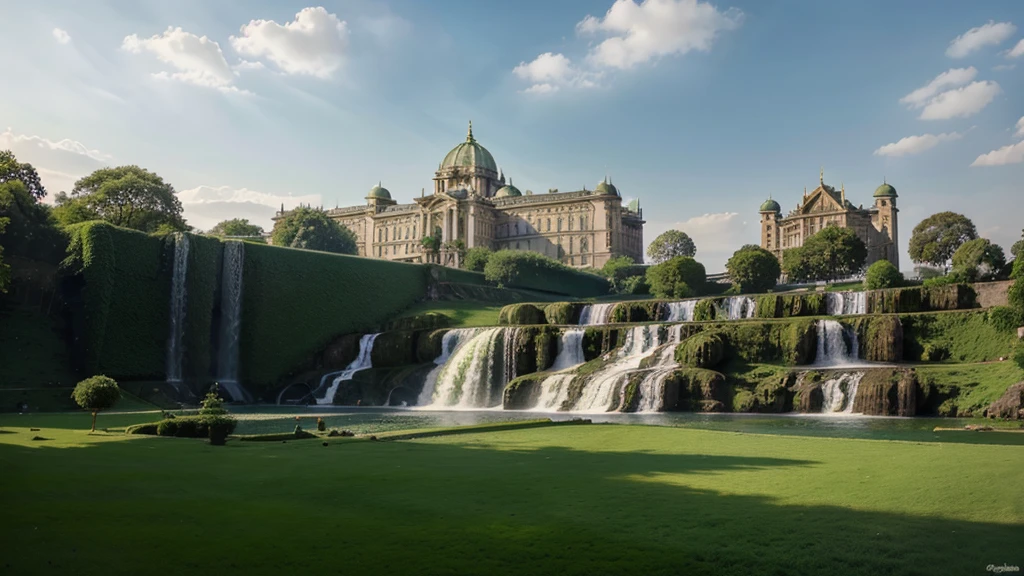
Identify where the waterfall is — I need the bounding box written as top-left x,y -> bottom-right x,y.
165,233 -> 189,389
421,327 -> 517,409
216,241 -> 250,402
549,329 -> 585,371
820,372 -> 864,413
572,325 -> 661,413
634,324 -> 686,412
532,374 -> 577,411
416,328 -> 480,406
719,296 -> 756,320
528,329 -> 587,411
665,300 -> 696,322
826,292 -> 867,316
578,303 -> 615,326
813,320 -> 859,367
504,327 -> 521,383
316,333 -> 379,405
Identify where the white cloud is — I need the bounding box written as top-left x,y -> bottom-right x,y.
1,127 -> 112,163
52,28 -> 71,44
512,52 -> 599,93
178,185 -> 322,232
122,27 -> 236,90
873,132 -> 963,157
0,128 -> 112,197
578,0 -> 743,69
946,21 -> 1017,58
971,141 -> 1024,167
233,59 -> 265,72
1015,116 -> 1024,138
919,81 -> 1000,120
899,67 -> 976,108
230,7 -> 348,78
1008,39 -> 1024,58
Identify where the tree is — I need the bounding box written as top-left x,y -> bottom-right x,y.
908,212 -> 977,269
1010,229 -> 1024,260
601,255 -> 636,279
0,180 -> 66,266
785,226 -> 867,282
54,166 -> 186,232
646,256 -> 706,298
270,206 -> 358,255
781,248 -> 812,283
464,246 -> 492,272
208,218 -> 264,237
951,238 -> 1006,281
726,245 -> 780,294
0,150 -> 46,201
864,260 -> 904,289
646,230 -> 696,263
72,375 -> 121,432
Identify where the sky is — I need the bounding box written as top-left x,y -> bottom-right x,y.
1,0 -> 1023,272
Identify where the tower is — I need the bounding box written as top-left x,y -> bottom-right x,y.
872,181 -> 899,269
759,196 -> 782,253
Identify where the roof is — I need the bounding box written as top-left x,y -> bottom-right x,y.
439,121 -> 498,173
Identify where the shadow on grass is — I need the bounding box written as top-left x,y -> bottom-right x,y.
1,430 -> 1021,576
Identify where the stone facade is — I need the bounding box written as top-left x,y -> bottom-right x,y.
759,170 -> 899,271
274,123 -> 644,268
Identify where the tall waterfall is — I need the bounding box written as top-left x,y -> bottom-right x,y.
578,303 -> 615,326
216,241 -> 250,402
549,329 -> 585,371
820,372 -> 864,413
420,327 -> 518,409
634,324 -> 685,412
416,329 -> 480,406
665,300 -> 696,322
572,325 -> 661,413
719,296 -> 756,320
813,320 -> 859,367
165,233 -> 189,389
826,291 -> 867,316
529,329 -> 587,411
316,333 -> 379,405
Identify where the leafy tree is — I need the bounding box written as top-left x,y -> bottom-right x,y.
199,384 -> 229,415
646,230 -> 696,263
464,246 -> 492,272
864,259 -> 904,289
1010,229 -> 1024,259
601,255 -> 635,278
908,212 -> 977,269
483,250 -> 568,288
646,256 -> 706,298
54,166 -> 186,232
726,245 -> 780,294
951,238 -> 1006,281
71,375 -> 121,432
781,248 -> 812,283
0,150 -> 46,201
0,180 -> 66,265
784,226 -> 867,282
270,206 -> 358,255
208,218 -> 264,237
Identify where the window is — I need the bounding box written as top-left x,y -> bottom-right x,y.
569,237 -> 574,254
514,223 -> 519,236
557,218 -> 563,232
546,218 -> 551,232
568,217 -> 574,231
580,216 -> 585,230
581,254 -> 588,265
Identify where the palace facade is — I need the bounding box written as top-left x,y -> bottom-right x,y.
273,122 -> 645,268
759,170 -> 899,270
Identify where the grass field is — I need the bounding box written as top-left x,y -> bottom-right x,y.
2,416 -> 1022,576
396,299 -> 503,327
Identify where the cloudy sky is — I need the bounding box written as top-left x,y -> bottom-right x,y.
2,0 -> 1023,272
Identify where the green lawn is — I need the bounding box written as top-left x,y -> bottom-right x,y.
1,419 -> 1021,575
396,299 -> 503,327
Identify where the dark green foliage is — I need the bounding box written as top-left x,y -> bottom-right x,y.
756,295 -> 782,319
909,211 -> 978,268
676,332 -> 726,369
1014,345 -> 1024,372
987,306 -> 1024,334
693,298 -> 716,322
900,310 -> 1017,364
662,368 -> 726,412
270,206 -> 358,255
55,166 -> 186,233
426,264 -> 490,287
155,415 -> 237,438
0,149 -> 46,200
208,218 -> 264,237
72,375 -> 121,431
646,229 -> 696,263
1011,229 -> 1024,259
617,275 -> 650,295
609,301 -> 663,323
865,284 -> 975,314
646,256 -> 705,298
483,250 -> 609,296
864,260 -> 904,290
714,320 -> 817,365
463,247 -> 492,272
543,302 -> 580,325
784,227 -> 867,282
125,422 -> 159,435
921,343 -> 950,362
600,255 -> 636,279
726,246 -> 780,294
384,313 -> 450,332
182,233 -> 221,387
0,180 -> 67,266
582,327 -> 619,361
951,238 -> 1006,281
416,330 -> 448,363
497,303 -> 546,325
198,385 -> 228,415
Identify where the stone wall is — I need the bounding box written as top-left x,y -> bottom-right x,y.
972,280 -> 1013,308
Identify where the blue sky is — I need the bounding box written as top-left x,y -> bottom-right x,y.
2,0 -> 1023,272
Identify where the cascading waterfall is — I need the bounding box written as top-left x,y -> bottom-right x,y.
578,303 -> 616,326
719,296 -> 756,320
216,241 -> 250,402
316,333 -> 379,405
529,329 -> 587,411
549,329 -> 585,371
665,300 -> 697,322
819,372 -> 864,413
572,325 -> 661,413
165,233 -> 189,390
826,291 -> 867,316
634,324 -> 685,412
813,320 -> 859,367
416,328 -> 480,406
421,327 -> 517,409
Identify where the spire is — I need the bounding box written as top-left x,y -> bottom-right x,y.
280,202 -> 284,213
509,177 -> 513,186
466,120 -> 474,142
820,166 -> 824,185
841,182 -> 846,205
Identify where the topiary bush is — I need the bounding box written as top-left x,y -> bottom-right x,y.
71,375 -> 121,431
155,415 -> 237,438
864,260 -> 904,290
609,301 -> 663,323
543,302 -> 580,325
498,303 -> 546,325
646,256 -> 705,298
676,332 -> 726,369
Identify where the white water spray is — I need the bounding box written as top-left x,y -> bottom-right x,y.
665,300 -> 697,322
578,303 -> 615,326
719,296 -> 756,320
572,325 -> 661,413
317,333 -> 379,405
166,233 -> 189,389
826,291 -> 867,316
820,372 -> 864,413
216,241 -> 250,402
813,320 -> 859,367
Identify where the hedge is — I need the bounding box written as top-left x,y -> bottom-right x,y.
498,304 -> 546,325
183,233 -> 222,388
155,415 -> 237,438
484,250 -> 610,297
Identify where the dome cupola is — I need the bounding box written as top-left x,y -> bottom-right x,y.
439,121 -> 498,173
873,181 -> 898,198
495,178 -> 522,198
366,182 -> 392,200
760,197 -> 781,212
595,177 -> 618,196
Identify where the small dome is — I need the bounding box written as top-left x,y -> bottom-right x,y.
495,178 -> 522,198
873,182 -> 898,198
439,121 -> 498,173
627,198 -> 640,212
366,182 -> 391,200
595,178 -> 618,196
760,198 -> 781,212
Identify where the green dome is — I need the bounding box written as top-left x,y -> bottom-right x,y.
595,178 -> 618,196
873,182 -> 898,198
495,179 -> 522,198
440,122 -> 498,173
366,182 -> 391,200
760,198 -> 781,212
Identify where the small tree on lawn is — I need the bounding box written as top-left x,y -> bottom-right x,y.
72,376 -> 121,432
199,384 -> 228,415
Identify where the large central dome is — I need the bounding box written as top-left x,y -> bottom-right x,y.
439,121 -> 498,173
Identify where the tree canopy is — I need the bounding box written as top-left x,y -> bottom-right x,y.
908,212 -> 977,269
0,150 -> 46,201
950,238 -> 1006,281
464,246 -> 492,272
646,230 -> 696,263
53,166 -> 186,233
782,226 -> 867,282
646,256 -> 706,298
864,259 -> 904,290
726,245 -> 780,294
270,207 -> 358,255
72,375 -> 121,432
0,180 -> 66,267
1010,229 -> 1023,260
208,218 -> 264,237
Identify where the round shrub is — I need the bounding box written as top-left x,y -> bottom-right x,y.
726,246 -> 780,294
676,332 -> 726,369
864,260 -> 904,290
498,303 -> 546,325
71,375 -> 121,431
464,247 -> 492,272
647,256 -> 705,299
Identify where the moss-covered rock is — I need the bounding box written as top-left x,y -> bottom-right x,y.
676,332 -> 726,369
984,382 -> 1024,420
756,294 -> 783,319
854,315 -> 904,363
714,319 -> 817,365
663,368 -> 726,411
693,298 -> 717,322
370,331 -> 417,367
900,310 -> 1017,363
753,372 -> 797,413
851,369 -> 918,416
582,327 -> 621,361
415,329 -> 449,363
610,300 -> 664,323
322,334 -> 361,370
503,373 -> 547,410
498,303 -> 546,325
543,302 -> 582,325
792,371 -> 824,413
782,293 -> 826,317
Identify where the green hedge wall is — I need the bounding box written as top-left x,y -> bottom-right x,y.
183,233 -> 222,387
240,243 -> 429,390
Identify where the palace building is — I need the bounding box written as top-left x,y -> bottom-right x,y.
759,169 -> 899,270
274,122 -> 645,268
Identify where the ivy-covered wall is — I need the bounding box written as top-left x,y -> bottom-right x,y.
182,233 -> 222,387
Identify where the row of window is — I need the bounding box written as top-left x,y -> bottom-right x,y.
498,215 -> 589,239
377,225 -> 418,243
376,243 -> 418,257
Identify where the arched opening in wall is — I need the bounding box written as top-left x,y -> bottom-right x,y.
276,382 -> 314,405
385,386 -> 417,407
